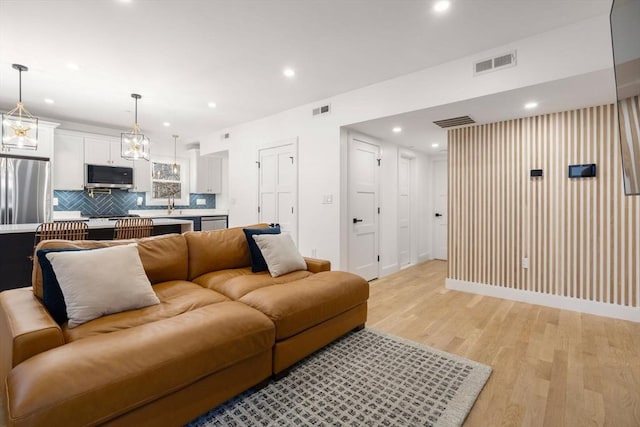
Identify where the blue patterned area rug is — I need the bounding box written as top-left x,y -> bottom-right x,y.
187,328 -> 491,427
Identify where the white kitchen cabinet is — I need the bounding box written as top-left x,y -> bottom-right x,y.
1,121 -> 58,159
84,136 -> 131,167
189,149 -> 222,194
132,159 -> 151,192
53,131 -> 85,190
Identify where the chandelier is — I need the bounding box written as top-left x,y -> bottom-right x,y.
121,93 -> 150,161
1,64 -> 39,150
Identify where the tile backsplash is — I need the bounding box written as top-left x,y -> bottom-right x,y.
54,190 -> 216,215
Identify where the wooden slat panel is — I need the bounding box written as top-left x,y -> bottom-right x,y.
448,102 -> 640,308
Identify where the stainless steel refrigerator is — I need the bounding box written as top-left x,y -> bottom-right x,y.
0,155 -> 51,224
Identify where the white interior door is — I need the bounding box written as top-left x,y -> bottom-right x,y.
258,142 -> 297,244
398,155 -> 412,268
348,135 -> 380,280
433,158 -> 448,260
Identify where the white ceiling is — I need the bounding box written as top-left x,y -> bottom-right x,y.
346,68 -> 616,154
0,0 -> 611,147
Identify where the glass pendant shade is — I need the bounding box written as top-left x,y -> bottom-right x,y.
121,93 -> 150,161
2,64 -> 39,151
172,134 -> 179,174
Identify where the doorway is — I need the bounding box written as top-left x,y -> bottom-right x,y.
257,140 -> 298,244
398,153 -> 414,268
348,133 -> 380,281
432,156 -> 447,260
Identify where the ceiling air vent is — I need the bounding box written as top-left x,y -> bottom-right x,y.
220,133 -> 230,140
433,115 -> 475,129
473,50 -> 517,76
312,104 -> 331,116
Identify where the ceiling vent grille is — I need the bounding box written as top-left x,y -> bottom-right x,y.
312,104 -> 331,116
433,115 -> 476,128
473,50 -> 517,76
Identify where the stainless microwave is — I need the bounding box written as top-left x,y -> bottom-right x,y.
85,164 -> 134,189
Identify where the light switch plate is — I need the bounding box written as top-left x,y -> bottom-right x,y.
196,199 -> 206,205
136,197 -> 143,206
52,197 -> 59,207
322,194 -> 333,204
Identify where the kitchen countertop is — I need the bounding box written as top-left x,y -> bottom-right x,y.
0,218 -> 194,234
53,209 -> 228,220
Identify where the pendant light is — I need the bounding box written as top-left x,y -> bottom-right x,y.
1,64 -> 39,150
121,93 -> 150,161
172,134 -> 179,174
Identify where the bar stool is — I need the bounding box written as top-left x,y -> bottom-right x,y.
34,221 -> 89,246
113,217 -> 154,240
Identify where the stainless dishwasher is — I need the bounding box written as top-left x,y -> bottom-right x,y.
201,216 -> 228,231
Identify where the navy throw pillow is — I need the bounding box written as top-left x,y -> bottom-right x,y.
243,226 -> 281,272
37,247 -> 92,324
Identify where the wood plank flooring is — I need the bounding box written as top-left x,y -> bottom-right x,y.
368,260 -> 640,426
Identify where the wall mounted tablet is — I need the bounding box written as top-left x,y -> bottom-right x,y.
530,169 -> 543,177
568,164 -> 596,178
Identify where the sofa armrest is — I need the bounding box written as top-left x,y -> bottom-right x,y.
304,257 -> 331,273
0,288 -> 64,385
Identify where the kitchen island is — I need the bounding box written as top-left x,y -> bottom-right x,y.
0,218 -> 193,291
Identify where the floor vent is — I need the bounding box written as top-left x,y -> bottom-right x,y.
312,104 -> 331,116
473,50 -> 517,76
433,116 -> 476,128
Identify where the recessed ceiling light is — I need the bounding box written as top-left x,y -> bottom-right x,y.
119,0 -> 132,3
525,101 -> 538,109
392,127 -> 402,133
44,98 -> 55,104
433,1 -> 451,13
283,68 -> 295,78
207,101 -> 217,109
431,143 -> 439,148
66,63 -> 80,71
163,122 -> 171,127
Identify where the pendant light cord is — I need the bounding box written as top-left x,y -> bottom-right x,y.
134,97 -> 138,124
18,69 -> 22,103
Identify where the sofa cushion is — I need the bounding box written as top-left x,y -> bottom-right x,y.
193,268 -> 313,300
243,225 -> 280,272
32,234 -> 189,300
252,233 -> 307,277
239,271 -> 369,340
45,244 -> 160,328
63,281 -> 229,342
185,224 -> 268,280
37,247 -> 93,324
6,302 -> 275,427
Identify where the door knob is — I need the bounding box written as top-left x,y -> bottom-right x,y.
353,218 -> 363,224
435,213 -> 442,217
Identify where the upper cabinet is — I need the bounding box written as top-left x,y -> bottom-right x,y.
84,136 -> 131,167
132,159 -> 151,193
1,120 -> 58,159
189,149 -> 222,194
53,131 -> 85,191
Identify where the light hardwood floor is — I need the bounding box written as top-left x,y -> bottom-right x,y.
368,260 -> 640,427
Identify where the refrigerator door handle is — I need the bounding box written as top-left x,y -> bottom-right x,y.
0,157 -> 5,224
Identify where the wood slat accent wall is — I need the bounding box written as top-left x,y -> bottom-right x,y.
448,103 -> 640,307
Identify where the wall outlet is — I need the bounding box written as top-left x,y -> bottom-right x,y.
52,197 -> 59,207
522,257 -> 529,269
136,196 -> 143,206
196,198 -> 206,205
322,194 -> 333,204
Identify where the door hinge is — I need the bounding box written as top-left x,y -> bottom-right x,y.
256,161 -> 261,168
258,206 -> 261,213
291,207 -> 294,214
377,158 -> 381,166
377,207 -> 380,214
377,255 -> 380,262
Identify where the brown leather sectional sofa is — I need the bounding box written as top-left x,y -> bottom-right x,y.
0,225 -> 369,427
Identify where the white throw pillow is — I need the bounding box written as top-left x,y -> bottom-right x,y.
252,233 -> 307,277
46,243 -> 160,328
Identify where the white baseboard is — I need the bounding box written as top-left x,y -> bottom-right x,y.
418,252 -> 431,263
445,278 -> 640,323
380,263 -> 399,278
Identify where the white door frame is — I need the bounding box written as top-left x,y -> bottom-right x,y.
432,154 -> 448,260
257,138 -> 298,245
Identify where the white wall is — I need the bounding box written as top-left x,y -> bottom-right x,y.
199,15 -> 612,269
